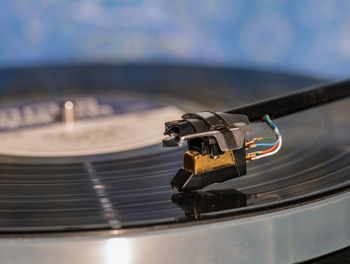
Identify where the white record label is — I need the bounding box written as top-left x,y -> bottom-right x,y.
0,97 -> 183,157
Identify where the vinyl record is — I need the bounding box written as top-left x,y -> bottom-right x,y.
0,65 -> 348,234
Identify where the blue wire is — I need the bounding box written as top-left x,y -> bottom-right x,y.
255,115 -> 280,147
255,139 -> 279,147
263,114 -> 277,128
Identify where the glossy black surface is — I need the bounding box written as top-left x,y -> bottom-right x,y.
172,189 -> 248,219
0,64 -> 348,232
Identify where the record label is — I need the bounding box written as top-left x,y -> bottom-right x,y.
0,96 -> 183,157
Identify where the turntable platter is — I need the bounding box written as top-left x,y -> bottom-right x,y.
0,65 -> 349,263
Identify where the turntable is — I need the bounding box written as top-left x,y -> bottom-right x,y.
0,64 -> 349,263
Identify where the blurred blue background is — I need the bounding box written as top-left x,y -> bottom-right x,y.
0,0 -> 350,79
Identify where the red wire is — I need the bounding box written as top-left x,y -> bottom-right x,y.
262,143 -> 278,153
